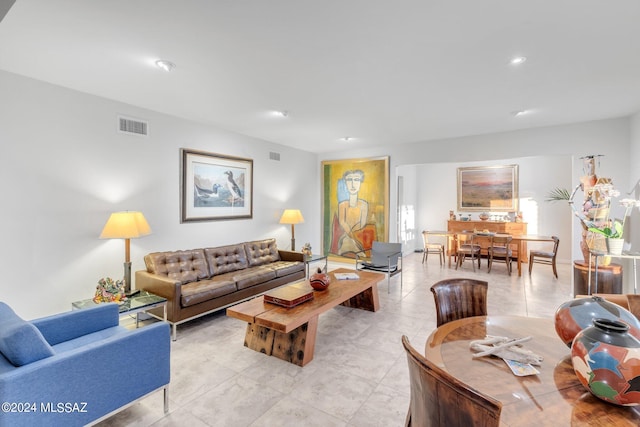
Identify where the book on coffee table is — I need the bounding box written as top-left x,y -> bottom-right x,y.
264,286 -> 314,308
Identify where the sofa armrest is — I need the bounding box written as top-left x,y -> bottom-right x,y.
279,250 -> 304,262
0,322 -> 170,427
31,303 -> 119,346
135,271 -> 181,300
135,271 -> 183,322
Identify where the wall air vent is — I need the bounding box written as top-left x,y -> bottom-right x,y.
118,115 -> 148,137
269,151 -> 281,161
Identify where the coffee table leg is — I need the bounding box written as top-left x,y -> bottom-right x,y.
243,315 -> 319,367
340,284 -> 380,312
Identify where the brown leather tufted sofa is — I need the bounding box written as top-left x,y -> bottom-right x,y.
135,238 -> 305,340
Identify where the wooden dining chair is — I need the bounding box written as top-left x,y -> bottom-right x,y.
430,278 -> 488,327
402,335 -> 502,427
487,234 -> 512,275
528,236 -> 560,278
455,233 -> 481,271
421,231 -> 445,265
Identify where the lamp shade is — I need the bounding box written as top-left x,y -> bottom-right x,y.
279,209 -> 304,225
99,211 -> 152,239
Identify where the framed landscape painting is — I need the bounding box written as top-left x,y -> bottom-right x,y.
181,148 -> 253,222
321,156 -> 389,260
457,164 -> 518,212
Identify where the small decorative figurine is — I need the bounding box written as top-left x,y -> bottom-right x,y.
93,277 -> 127,303
449,210 -> 456,220
301,242 -> 312,257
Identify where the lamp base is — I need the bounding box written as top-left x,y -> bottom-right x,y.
123,261 -> 132,295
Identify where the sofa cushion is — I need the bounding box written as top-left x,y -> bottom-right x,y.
245,238 -> 281,267
205,244 -> 249,276
0,302 -> 55,367
267,260 -> 305,278
232,266 -> 277,290
181,278 -> 237,307
145,249 -> 209,284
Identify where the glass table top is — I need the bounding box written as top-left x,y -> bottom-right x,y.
72,290 -> 166,314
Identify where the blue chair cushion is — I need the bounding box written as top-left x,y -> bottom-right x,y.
0,302 -> 55,366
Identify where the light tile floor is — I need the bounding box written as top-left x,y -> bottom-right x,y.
97,252 -> 574,426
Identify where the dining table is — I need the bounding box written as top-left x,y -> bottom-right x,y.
425,315 -> 640,426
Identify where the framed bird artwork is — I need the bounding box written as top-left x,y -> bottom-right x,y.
181,148 -> 253,221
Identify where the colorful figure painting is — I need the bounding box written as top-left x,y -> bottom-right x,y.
322,157 -> 389,259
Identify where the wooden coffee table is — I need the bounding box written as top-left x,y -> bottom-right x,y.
226,268 -> 383,366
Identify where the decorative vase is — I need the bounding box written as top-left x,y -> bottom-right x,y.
571,318 -> 640,406
554,296 -> 640,347
606,237 -> 624,255
309,268 -> 330,291
478,212 -> 490,221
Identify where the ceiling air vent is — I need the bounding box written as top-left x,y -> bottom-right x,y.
269,151 -> 280,161
118,115 -> 148,137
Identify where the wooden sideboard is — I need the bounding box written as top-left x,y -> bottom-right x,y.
447,220 -> 528,260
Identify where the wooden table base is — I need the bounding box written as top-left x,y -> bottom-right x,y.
228,268 -> 382,367
244,315 -> 318,366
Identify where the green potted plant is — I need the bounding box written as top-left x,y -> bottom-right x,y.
588,198 -> 640,254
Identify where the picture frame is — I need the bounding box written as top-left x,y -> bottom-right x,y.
321,156 -> 389,260
457,164 -> 518,212
181,148 -> 253,222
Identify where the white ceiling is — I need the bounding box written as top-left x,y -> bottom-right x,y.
1,1 -> 639,153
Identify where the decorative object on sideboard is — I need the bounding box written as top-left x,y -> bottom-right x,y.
449,210 -> 456,220
478,212 -> 490,221
309,267 -> 331,291
572,318 -> 640,406
99,211 -> 152,295
554,296 -> 640,348
280,209 -> 305,251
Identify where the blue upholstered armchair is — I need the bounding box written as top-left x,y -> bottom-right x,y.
0,302 -> 170,427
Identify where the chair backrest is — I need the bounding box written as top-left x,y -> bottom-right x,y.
402,335 -> 502,427
430,278 -> 488,327
422,231 -> 431,246
550,236 -> 560,256
490,234 -> 512,247
456,232 -> 476,249
370,241 -> 402,268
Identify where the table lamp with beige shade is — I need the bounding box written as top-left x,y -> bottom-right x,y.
100,211 -> 152,295
279,209 -> 304,251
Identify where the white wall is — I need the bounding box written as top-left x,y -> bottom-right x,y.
0,70 -> 318,318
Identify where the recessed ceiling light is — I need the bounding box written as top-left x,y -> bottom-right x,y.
512,110 -> 528,117
509,56 -> 527,65
340,137 -> 354,142
273,110 -> 289,118
155,59 -> 176,72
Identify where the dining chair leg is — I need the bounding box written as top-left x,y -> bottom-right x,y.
488,255 -> 492,273
422,251 -> 426,264
552,262 -> 558,279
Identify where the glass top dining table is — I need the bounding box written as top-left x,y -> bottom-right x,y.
425,315 -> 640,426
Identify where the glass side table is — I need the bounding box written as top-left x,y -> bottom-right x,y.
305,254 -> 328,278
72,290 -> 167,328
